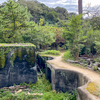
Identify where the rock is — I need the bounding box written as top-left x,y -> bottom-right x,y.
23,89 -> 31,91
19,86 -> 26,89
9,86 -> 16,90
79,63 -> 84,65
27,92 -> 43,96
67,59 -> 79,64
15,85 -> 20,88
87,58 -> 94,61
98,67 -> 100,70
15,89 -> 22,94
93,62 -> 100,68
3,87 -> 9,89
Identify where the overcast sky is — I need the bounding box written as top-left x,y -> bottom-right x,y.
0,0 -> 100,12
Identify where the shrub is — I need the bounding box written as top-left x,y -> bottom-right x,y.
42,91 -> 76,100
93,66 -> 98,71
63,50 -> 75,61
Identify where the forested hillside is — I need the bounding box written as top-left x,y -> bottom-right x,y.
17,0 -> 76,24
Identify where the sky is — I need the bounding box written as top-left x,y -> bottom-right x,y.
0,0 -> 100,12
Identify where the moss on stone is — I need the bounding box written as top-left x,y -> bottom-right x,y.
0,43 -> 35,68
26,49 -> 35,67
86,82 -> 98,96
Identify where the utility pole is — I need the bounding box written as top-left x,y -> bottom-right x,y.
13,0 -> 17,2
78,0 -> 82,15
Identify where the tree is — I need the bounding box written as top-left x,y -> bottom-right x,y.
0,0 -> 30,43
17,0 -> 43,23
90,17 -> 100,30
52,28 -> 65,49
37,19 -> 56,49
47,11 -> 58,22
63,15 -> 85,60
54,7 -> 68,20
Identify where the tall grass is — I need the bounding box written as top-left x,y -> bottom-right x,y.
63,50 -> 75,61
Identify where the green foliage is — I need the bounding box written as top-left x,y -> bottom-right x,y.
33,19 -> 56,49
0,75 -> 77,100
63,50 -> 75,61
40,50 -> 60,55
42,91 -> 76,100
17,0 -> 74,24
93,30 -> 100,54
93,66 -> 98,71
55,7 -> 68,20
47,11 -> 58,22
89,17 -> 100,30
0,0 -> 31,43
94,57 -> 100,62
63,15 -> 85,60
82,22 -> 95,55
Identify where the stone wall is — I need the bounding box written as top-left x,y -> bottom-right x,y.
0,44 -> 37,88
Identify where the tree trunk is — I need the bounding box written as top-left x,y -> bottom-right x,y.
78,0 -> 82,15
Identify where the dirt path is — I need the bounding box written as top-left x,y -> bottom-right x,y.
48,53 -> 100,99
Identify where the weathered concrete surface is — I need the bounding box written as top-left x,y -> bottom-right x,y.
0,46 -> 37,88
37,54 -> 98,100
46,62 -> 97,100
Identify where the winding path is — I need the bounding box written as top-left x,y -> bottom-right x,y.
48,53 -> 100,100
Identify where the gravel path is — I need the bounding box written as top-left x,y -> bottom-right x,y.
48,53 -> 100,99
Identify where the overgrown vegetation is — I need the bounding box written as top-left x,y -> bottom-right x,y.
0,75 -> 77,100
38,50 -> 60,56
63,50 -> 75,61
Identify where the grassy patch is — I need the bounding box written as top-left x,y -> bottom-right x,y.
0,75 -> 77,100
37,50 -> 60,56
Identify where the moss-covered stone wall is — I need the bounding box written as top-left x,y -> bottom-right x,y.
0,43 -> 37,88
0,43 -> 36,69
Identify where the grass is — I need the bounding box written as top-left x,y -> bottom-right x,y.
0,75 -> 77,100
62,50 -> 75,61
37,50 -> 60,56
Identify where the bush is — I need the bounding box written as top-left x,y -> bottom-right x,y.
94,57 -> 100,62
93,66 -> 98,71
63,50 -> 74,61
40,50 -> 60,55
